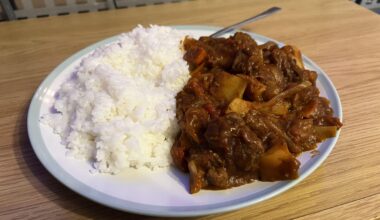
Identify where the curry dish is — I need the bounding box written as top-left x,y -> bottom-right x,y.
171,32 -> 342,194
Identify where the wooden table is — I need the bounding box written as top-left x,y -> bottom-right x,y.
1,0 -> 380,219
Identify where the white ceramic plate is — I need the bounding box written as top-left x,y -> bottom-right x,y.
27,25 -> 342,217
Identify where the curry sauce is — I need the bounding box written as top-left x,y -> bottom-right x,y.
171,33 -> 342,194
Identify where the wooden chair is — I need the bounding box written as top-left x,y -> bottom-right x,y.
114,0 -> 188,8
0,0 -> 190,21
0,0 -> 115,20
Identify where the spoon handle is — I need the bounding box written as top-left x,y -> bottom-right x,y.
210,7 -> 281,38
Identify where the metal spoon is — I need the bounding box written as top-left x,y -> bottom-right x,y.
210,7 -> 281,38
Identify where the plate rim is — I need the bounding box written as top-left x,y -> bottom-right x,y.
27,25 -> 343,217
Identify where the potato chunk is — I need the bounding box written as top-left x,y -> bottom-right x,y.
211,72 -> 247,104
227,98 -> 290,116
259,140 -> 300,181
226,98 -> 254,115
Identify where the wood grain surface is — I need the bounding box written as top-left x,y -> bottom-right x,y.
1,0 -> 380,219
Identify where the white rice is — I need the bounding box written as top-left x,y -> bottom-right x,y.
42,25 -> 189,173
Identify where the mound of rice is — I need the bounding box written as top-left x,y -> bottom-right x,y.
42,25 -> 190,173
